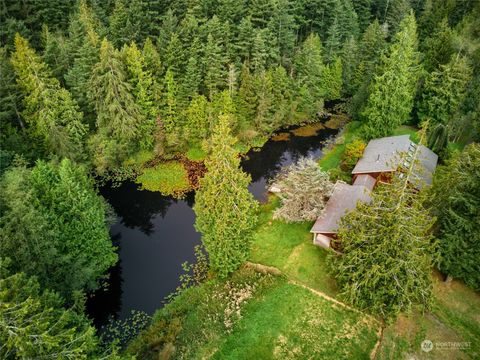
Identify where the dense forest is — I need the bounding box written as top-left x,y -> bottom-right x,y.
1,0 -> 479,358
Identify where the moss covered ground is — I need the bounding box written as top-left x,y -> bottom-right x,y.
136,161 -> 190,196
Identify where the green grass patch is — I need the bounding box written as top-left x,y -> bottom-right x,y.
186,146 -> 207,161
135,161 -> 190,196
213,282 -> 378,360
318,121 -> 362,171
378,274 -> 480,359
392,125 -> 420,142
123,149 -> 156,167
250,197 -> 338,296
127,268 -> 379,360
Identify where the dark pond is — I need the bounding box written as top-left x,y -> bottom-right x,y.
86,124 -> 339,328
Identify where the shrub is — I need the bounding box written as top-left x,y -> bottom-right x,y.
272,157 -> 334,222
341,138 -> 366,171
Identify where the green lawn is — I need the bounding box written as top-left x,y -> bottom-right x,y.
250,197 -> 337,296
127,268 -> 379,360
135,161 -> 190,196
186,146 -> 207,161
378,274 -> 480,359
318,121 -> 362,171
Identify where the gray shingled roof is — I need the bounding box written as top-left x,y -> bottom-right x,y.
352,135 -> 411,174
310,182 -> 371,234
351,135 -> 438,189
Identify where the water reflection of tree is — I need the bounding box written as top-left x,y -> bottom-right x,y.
100,182 -> 173,235
242,128 -> 338,183
86,232 -> 123,329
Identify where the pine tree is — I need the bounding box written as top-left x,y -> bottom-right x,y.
41,26 -> 69,83
10,34 -> 87,161
236,16 -> 254,61
421,18 -> 455,73
361,12 -> 420,140
418,55 -> 472,131
122,42 -> 159,150
352,0 -> 373,32
88,39 -> 144,172
182,55 -> 202,102
294,33 -> 325,117
194,116 -> 259,278
324,17 -> 342,63
161,69 -> 181,136
251,29 -> 268,73
183,95 -> 210,143
322,56 -> 343,100
0,270 -> 99,359
203,33 -> 227,98
0,159 -> 117,299
254,70 -> 275,133
236,62 -> 257,129
341,36 -> 359,96
329,151 -> 437,320
163,32 -> 184,74
429,144 -> 480,290
142,37 -> 163,79
64,0 -> 102,124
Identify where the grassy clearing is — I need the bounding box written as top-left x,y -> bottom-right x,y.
250,196 -> 337,296
318,121 -> 362,171
186,146 -> 207,161
123,149 -> 156,167
378,273 -> 480,359
392,124 -> 420,142
135,161 -> 190,196
127,268 -> 379,360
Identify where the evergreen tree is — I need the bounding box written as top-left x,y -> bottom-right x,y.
329,153 -> 437,320
203,33 -> 227,98
10,34 -> 87,161
429,144 -> 480,290
322,57 -> 343,100
236,16 -> 254,61
236,62 -> 257,129
182,56 -> 203,101
41,26 -> 69,83
352,0 -> 373,32
194,116 -> 259,278
108,0 -> 150,48
251,29 -> 269,73
163,32 -> 184,74
341,36 -> 359,95
294,33 -> 325,117
161,68 -> 181,139
123,42 -> 159,150
254,70 -> 275,133
64,0 -> 102,124
142,37 -> 163,79
0,269 -> 100,359
421,18 -> 455,73
183,95 -> 210,143
88,39 -> 144,172
361,12 -> 420,139
0,159 -> 117,299
418,55 -> 472,132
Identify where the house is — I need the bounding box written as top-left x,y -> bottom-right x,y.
351,135 -> 438,189
311,181 -> 372,248
311,135 -> 438,249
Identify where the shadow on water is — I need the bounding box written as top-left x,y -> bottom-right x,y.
86,124 -> 339,328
